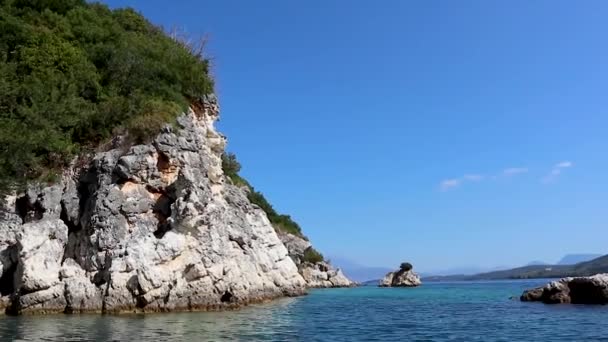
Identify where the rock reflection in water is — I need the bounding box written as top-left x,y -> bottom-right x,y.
1,297 -> 300,341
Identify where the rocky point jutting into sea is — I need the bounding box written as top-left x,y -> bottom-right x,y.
0,95 -> 353,315
279,232 -> 354,288
521,274 -> 608,304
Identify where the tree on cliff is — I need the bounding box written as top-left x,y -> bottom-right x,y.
221,152 -> 241,177
221,151 -> 307,239
0,0 -> 213,191
0,0 -> 310,249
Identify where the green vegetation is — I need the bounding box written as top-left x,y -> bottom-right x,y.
0,0 -> 213,191
1,0 -> 313,255
424,254 -> 608,281
246,186 -> 304,237
221,152 -> 307,239
400,262 -> 413,272
221,152 -> 249,187
302,247 -> 324,264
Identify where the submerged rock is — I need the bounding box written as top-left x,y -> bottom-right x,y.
520,274 -> 608,304
380,263 -> 421,287
0,97 -> 307,315
278,233 -> 356,288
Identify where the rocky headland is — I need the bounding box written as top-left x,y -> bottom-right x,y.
0,96 -> 351,315
279,232 -> 355,288
520,274 -> 608,304
0,1 -> 355,316
379,263 -> 421,287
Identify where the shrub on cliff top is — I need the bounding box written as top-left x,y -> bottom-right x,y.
221,152 -> 243,181
302,248 -> 324,264
400,262 -> 413,271
247,189 -> 304,237
0,0 -> 213,191
221,152 -> 305,238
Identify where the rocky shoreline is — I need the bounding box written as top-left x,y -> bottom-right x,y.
278,232 -> 356,288
521,274 -> 608,304
0,96 -> 351,315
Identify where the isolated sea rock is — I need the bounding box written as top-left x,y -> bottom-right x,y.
520,274 -> 608,304
0,96 -> 307,315
278,232 -> 356,288
380,264 -> 422,287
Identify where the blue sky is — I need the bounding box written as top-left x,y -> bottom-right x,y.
103,0 -> 608,272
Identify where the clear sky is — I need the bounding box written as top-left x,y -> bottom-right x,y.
103,0 -> 608,272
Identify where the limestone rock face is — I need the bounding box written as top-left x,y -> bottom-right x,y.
380,267 -> 421,287
299,261 -> 355,288
0,96 -> 306,314
278,232 -> 312,266
520,274 -> 608,304
278,233 -> 355,288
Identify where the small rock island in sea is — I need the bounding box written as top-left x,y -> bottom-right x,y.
379,262 -> 422,287
520,274 -> 608,304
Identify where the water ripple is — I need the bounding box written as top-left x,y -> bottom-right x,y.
2,280 -> 608,341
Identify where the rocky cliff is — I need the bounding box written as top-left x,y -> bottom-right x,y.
0,97 -> 311,314
279,233 -> 355,288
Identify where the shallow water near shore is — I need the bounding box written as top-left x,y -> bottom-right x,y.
1,280 -> 607,341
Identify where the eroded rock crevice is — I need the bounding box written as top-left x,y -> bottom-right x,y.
77,174 -> 98,224
15,194 -> 45,223
60,203 -> 81,234
152,185 -> 176,239
0,246 -> 20,297
220,290 -> 234,303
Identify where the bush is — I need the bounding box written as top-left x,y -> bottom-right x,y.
221,152 -> 241,179
247,189 -> 304,236
400,262 -> 413,271
221,151 -> 304,237
302,248 -> 324,264
0,0 -> 213,192
127,100 -> 181,143
269,214 -> 302,236
221,152 -> 253,188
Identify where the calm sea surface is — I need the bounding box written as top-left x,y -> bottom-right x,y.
1,280 -> 607,341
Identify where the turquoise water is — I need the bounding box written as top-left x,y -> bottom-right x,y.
1,280 -> 607,341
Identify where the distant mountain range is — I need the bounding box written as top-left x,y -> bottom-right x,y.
557,254 -> 602,265
329,257 -> 392,283
332,254 -> 605,283
526,261 -> 548,266
423,254 -> 608,281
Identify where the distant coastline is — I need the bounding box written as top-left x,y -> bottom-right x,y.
422,254 -> 608,282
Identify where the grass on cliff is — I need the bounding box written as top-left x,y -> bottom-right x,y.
222,152 -> 309,240
0,0 -> 213,191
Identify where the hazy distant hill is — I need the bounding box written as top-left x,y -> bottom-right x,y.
424,254 -> 608,281
329,257 -> 392,282
360,279 -> 381,286
557,254 -> 602,265
526,261 -> 549,266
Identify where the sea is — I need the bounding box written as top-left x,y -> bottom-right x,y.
1,280 -> 607,341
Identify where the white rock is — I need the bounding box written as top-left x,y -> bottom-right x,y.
380,266 -> 422,287
0,100 -> 307,314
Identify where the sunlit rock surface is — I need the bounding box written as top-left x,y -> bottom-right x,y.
0,96 -> 306,314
